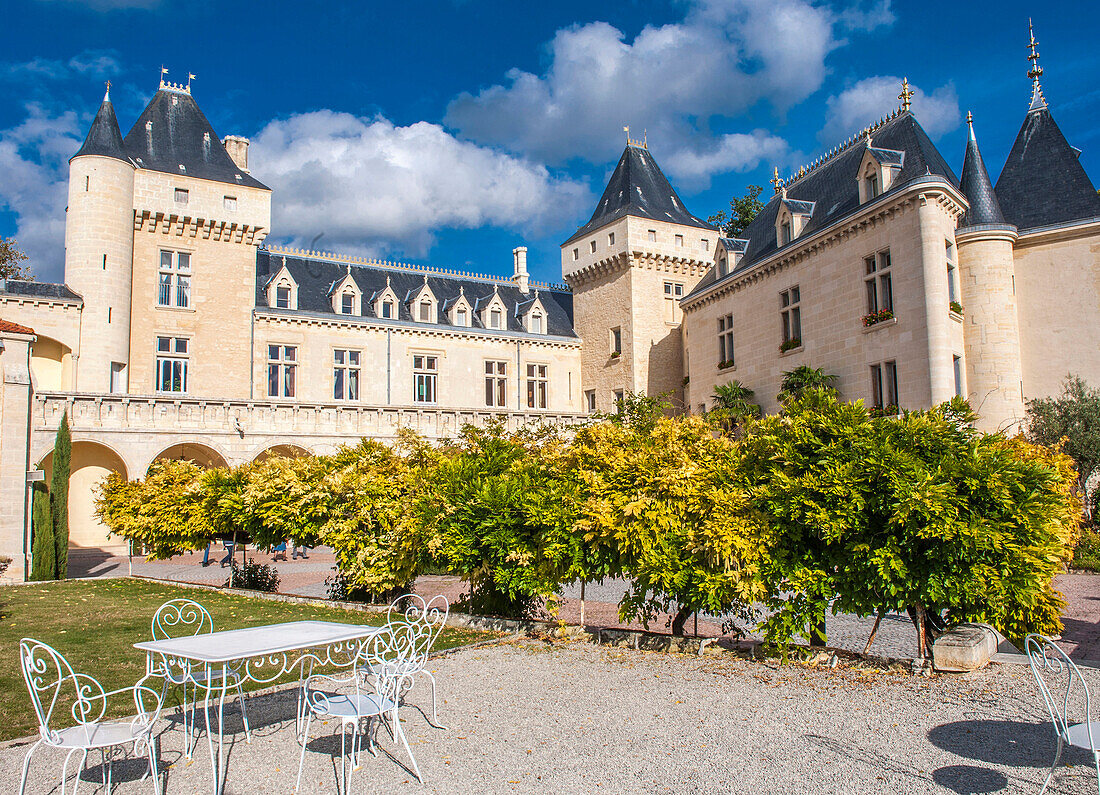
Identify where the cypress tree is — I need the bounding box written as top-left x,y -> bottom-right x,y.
50,413 -> 71,579
30,481 -> 54,581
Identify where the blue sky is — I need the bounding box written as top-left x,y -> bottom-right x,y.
1,0 -> 1097,285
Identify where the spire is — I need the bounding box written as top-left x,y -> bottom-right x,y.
72,84 -> 127,162
959,112 -> 1007,228
1027,19 -> 1047,112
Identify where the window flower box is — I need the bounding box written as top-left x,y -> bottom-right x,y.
862,309 -> 894,328
779,338 -> 801,353
717,359 -> 735,371
949,301 -> 964,316
609,351 -> 621,359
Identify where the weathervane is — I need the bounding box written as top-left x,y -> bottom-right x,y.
187,72 -> 196,91
159,66 -> 168,90
1027,19 -> 1047,111
898,77 -> 914,112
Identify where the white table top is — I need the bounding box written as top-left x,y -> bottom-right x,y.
134,620 -> 382,664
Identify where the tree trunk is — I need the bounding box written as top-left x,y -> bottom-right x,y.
671,605 -> 693,637
863,609 -> 885,655
579,580 -> 586,627
809,608 -> 827,648
908,604 -> 934,659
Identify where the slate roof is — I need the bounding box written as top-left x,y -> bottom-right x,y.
564,145 -> 715,245
0,279 -> 83,302
994,106 -> 1100,232
255,251 -> 576,338
959,118 -> 1007,227
72,93 -> 128,162
686,111 -> 958,300
118,89 -> 268,190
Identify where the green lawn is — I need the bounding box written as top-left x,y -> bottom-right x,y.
0,578 -> 497,742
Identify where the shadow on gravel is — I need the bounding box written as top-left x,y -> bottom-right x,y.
927,719 -> 1092,768
931,765 -> 1008,793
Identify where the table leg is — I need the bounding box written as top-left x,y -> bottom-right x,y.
217,664 -> 227,795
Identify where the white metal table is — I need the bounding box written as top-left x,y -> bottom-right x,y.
135,620 -> 383,794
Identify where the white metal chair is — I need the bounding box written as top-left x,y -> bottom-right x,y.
377,593 -> 449,728
296,623 -> 423,792
149,599 -> 251,758
19,638 -> 164,795
1025,634 -> 1100,793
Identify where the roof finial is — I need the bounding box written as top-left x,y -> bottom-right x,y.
899,77 -> 914,112
966,110 -> 975,141
346,263 -> 351,276
1027,19 -> 1047,111
159,66 -> 168,90
103,80 -> 111,102
642,128 -> 647,149
187,72 -> 196,94
770,166 -> 781,194
623,125 -> 630,144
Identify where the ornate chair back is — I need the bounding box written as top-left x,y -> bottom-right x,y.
386,594 -> 449,664
353,622 -> 420,702
151,598 -> 213,641
1025,633 -> 1096,750
20,638 -> 109,746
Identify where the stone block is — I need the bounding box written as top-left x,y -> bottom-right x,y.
932,622 -> 999,672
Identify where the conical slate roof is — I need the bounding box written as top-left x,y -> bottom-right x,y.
995,106 -> 1100,232
564,144 -> 714,245
72,89 -> 127,162
958,114 -> 1007,228
121,89 -> 267,189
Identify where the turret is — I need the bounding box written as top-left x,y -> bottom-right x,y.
65,83 -> 135,393
955,111 -> 1022,431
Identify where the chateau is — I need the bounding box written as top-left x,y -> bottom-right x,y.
2,27 -> 1099,581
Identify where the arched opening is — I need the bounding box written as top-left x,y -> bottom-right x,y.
253,444 -> 311,463
39,441 -> 127,549
30,335 -> 73,391
151,442 -> 229,471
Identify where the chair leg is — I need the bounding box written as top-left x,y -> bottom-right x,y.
147,735 -> 162,795
18,739 -> 40,795
71,749 -> 88,795
295,712 -> 313,793
1040,737 -> 1063,795
392,708 -> 423,783
420,670 -> 448,730
1093,749 -> 1099,795
235,678 -> 252,743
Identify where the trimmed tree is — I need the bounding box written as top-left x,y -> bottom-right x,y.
50,413 -> 71,579
30,481 -> 54,581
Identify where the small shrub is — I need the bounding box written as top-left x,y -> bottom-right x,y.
224,558 -> 280,592
1074,528 -> 1100,571
325,570 -> 409,604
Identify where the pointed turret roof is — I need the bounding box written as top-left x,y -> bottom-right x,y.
72,85 -> 128,162
564,144 -> 714,245
958,113 -> 1007,228
994,21 -> 1100,231
121,88 -> 267,189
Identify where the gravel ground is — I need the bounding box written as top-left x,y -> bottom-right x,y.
4,638 -> 1097,795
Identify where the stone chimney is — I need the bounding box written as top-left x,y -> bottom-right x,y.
223,135 -> 250,173
512,246 -> 529,294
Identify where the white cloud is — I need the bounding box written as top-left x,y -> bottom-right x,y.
821,75 -> 961,143
0,105 -> 83,282
250,110 -> 591,257
5,51 -> 121,81
445,0 -> 893,175
662,131 -> 788,190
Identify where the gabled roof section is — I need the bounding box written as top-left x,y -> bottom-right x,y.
122,89 -> 268,190
564,144 -> 714,245
994,107 -> 1100,232
717,238 -> 748,254
256,250 -> 577,337
959,114 -> 1007,228
684,110 -> 958,301
73,88 -> 128,162
865,146 -> 905,167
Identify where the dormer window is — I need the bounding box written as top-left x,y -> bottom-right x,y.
341,292 -> 354,314
329,271 -> 361,316
530,312 -> 543,334
265,262 -> 298,311
456,307 -> 468,326
490,308 -> 502,329
382,300 -> 394,319
419,300 -> 432,322
858,145 -> 904,204
865,169 -> 879,199
780,220 -> 792,245
718,252 -> 728,277
448,293 -> 473,327
775,199 -> 814,247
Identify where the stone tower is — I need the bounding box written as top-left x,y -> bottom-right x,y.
562,141 -> 717,413
955,112 -> 1022,432
65,84 -> 136,393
